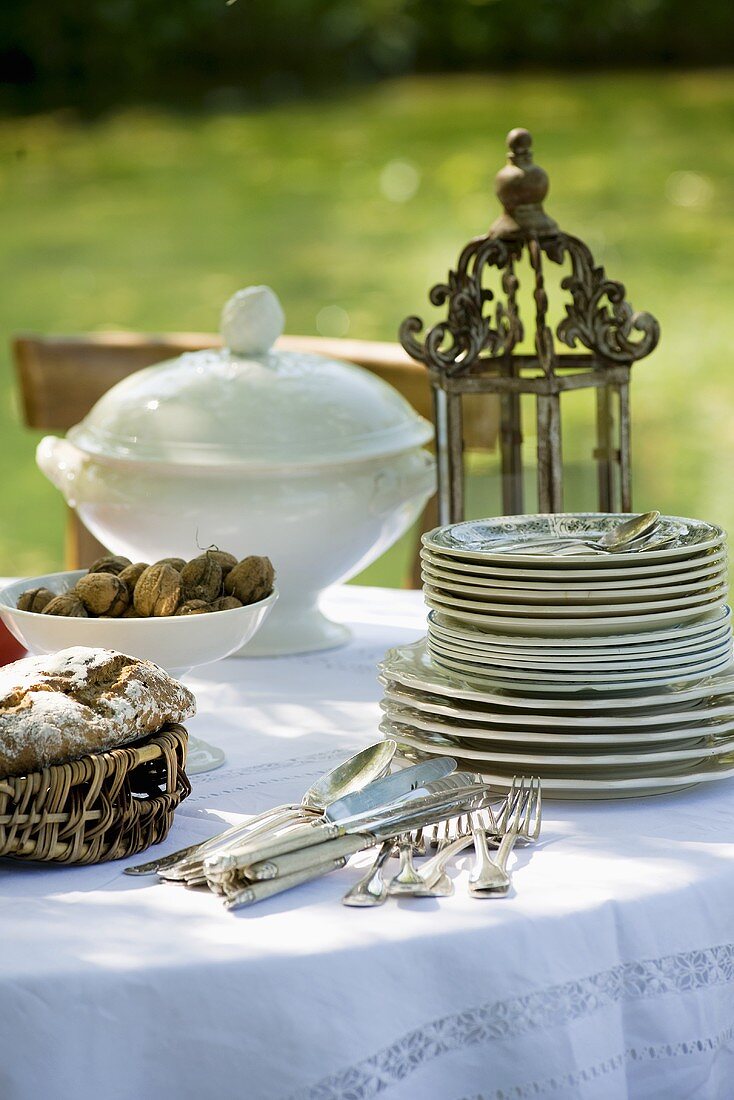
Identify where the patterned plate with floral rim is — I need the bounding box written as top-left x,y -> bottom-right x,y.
423,513 -> 724,566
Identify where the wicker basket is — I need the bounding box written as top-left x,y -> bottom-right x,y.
0,723 -> 190,865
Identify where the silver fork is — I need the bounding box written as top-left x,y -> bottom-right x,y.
341,841 -> 394,907
391,834 -> 425,890
470,777 -> 542,898
388,805 -> 499,898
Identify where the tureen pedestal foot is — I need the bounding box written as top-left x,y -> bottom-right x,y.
185,736 -> 227,775
167,665 -> 228,775
234,598 -> 351,657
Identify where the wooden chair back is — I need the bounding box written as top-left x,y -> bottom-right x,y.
13,332 -> 498,586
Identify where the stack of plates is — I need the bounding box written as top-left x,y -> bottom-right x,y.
427,609 -> 733,691
379,640 -> 734,798
422,514 -> 730,685
378,513 -> 734,798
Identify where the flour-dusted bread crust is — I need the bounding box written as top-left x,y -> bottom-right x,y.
0,647 -> 196,778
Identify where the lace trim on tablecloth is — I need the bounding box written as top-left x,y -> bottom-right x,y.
292,943 -> 734,1100
458,1022 -> 734,1099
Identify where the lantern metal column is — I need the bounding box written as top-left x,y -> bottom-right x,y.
399,128 -> 660,525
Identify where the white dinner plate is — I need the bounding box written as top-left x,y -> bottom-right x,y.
381,679 -> 734,726
421,546 -> 728,582
381,718 -> 734,770
389,730 -> 734,800
424,582 -> 727,618
390,736 -> 734,799
420,566 -> 728,604
420,550 -> 729,591
427,646 -> 733,692
427,607 -> 732,652
379,639 -> 734,711
425,629 -> 732,671
426,632 -> 732,672
380,698 -> 734,747
423,514 -> 724,567
423,596 -> 728,636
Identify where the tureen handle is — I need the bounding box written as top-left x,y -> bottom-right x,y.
221,286 -> 285,356
36,436 -> 84,501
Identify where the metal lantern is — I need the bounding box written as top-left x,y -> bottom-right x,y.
399,127 -> 660,526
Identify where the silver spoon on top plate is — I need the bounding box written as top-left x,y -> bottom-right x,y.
496,511 -> 661,556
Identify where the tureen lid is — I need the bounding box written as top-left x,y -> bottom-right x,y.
68,287 -> 433,470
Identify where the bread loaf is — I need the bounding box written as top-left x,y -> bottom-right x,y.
0,647 -> 196,778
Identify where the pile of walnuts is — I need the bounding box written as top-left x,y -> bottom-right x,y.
18,551 -> 275,618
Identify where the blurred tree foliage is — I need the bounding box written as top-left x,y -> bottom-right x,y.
1,0 -> 733,115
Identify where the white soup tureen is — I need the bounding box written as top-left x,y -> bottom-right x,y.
37,287 -> 435,654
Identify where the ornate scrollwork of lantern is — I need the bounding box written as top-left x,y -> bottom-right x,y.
400,127 -> 660,525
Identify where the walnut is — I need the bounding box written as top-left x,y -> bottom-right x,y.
181,553 -> 223,602
225,556 -> 275,605
118,562 -> 149,595
75,573 -> 129,617
155,557 -> 186,572
212,595 -> 243,612
207,550 -> 238,578
17,587 -> 55,613
122,607 -> 142,618
133,563 -> 182,617
42,594 -> 88,617
87,554 -> 132,576
176,599 -> 213,616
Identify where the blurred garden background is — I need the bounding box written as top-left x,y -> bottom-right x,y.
1,1 -> 734,583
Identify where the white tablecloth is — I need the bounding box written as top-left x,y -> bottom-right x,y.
2,586 -> 734,1100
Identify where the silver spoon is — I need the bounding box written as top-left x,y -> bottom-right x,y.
595,510 -> 661,551
498,511 -> 661,556
125,739 -> 397,876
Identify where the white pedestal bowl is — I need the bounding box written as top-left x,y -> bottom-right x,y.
0,571 -> 277,773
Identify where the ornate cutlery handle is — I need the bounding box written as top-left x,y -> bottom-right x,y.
245,834 -> 371,881
225,857 -> 347,910
159,808 -> 308,881
468,823 -> 509,891
206,819 -> 344,874
470,829 -> 518,897
392,834 -> 424,887
414,832 -> 474,888
342,841 -> 394,907
124,803 -> 302,876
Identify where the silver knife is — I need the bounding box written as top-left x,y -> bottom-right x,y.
323,757 -> 457,820
204,759 -> 459,874
164,757 -> 457,886
224,781 -> 496,892
208,773 -> 485,878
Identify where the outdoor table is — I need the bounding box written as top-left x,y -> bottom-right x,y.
2,586 -> 734,1100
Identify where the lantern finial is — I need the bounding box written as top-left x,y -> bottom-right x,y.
491,127 -> 558,239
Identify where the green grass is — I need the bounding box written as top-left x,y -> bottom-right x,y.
1,71 -> 734,582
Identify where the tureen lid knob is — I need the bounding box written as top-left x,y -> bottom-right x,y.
221,286 -> 285,356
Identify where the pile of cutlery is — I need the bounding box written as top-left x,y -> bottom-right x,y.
124,741 -> 541,910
